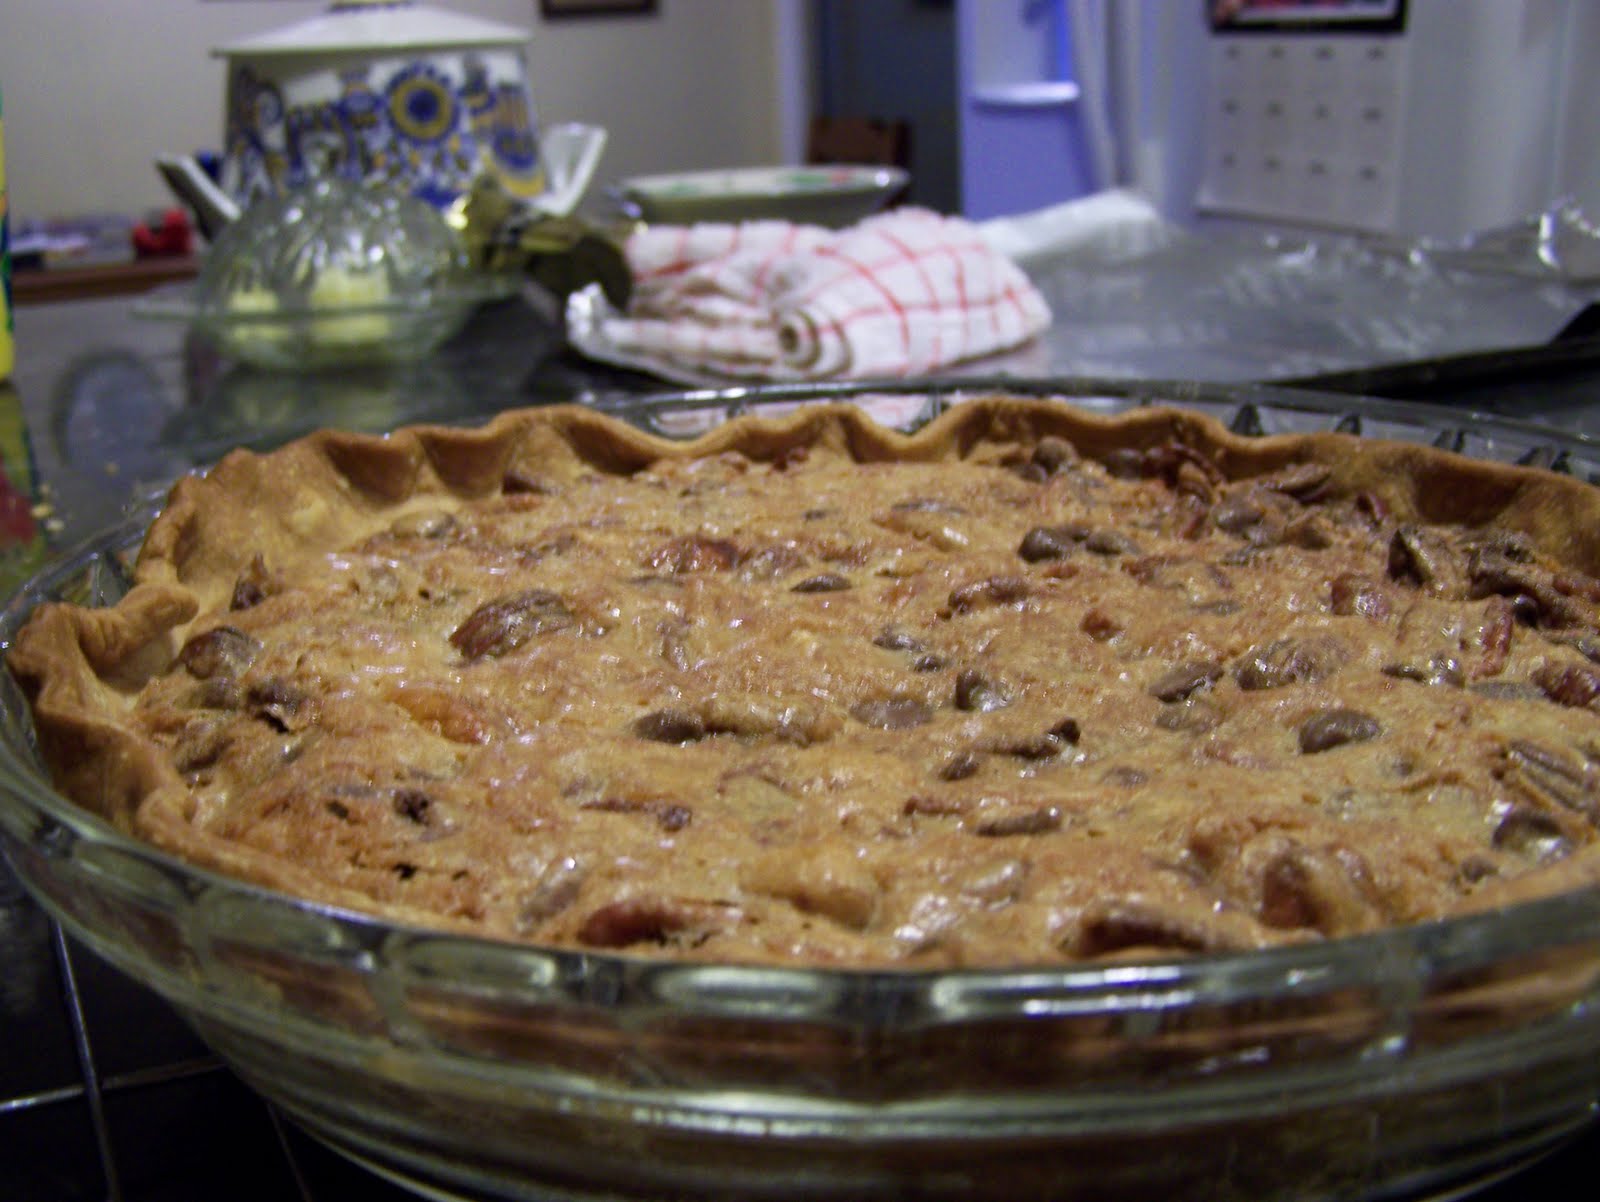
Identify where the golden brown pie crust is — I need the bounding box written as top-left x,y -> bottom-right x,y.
11,396 -> 1600,967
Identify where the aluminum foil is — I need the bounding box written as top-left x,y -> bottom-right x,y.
1013,197 -> 1600,383
568,192 -> 1600,387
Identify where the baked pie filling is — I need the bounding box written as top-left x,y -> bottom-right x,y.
13,398 -> 1600,967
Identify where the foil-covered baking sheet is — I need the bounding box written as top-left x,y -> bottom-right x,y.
568,192 -> 1600,387
1004,196 -> 1600,383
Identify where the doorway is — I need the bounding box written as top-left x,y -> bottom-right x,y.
810,0 -> 961,213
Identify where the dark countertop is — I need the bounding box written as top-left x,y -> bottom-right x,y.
2,287 -> 1598,1201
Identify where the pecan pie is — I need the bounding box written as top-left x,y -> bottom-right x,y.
12,397 -> 1600,967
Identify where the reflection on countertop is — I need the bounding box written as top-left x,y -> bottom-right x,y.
13,210 -> 1600,574
1,291 -> 666,579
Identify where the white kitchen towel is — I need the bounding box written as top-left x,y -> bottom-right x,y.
599,208 -> 1052,380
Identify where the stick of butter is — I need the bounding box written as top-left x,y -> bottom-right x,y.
225,285 -> 289,348
308,267 -> 392,347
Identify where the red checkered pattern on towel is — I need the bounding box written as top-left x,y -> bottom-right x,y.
602,208 -> 1051,380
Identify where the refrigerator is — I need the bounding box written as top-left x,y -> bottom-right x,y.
957,0 -> 1600,241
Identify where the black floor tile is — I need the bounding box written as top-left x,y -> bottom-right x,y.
0,1097 -> 106,1202
63,936 -> 212,1080
105,1068 -> 302,1202
278,1122 -> 434,1200
1466,1128 -> 1596,1202
0,863 -> 84,1101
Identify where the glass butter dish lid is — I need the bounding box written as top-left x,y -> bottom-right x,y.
138,175 -> 514,370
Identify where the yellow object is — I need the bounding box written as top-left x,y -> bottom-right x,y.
307,266 -> 392,347
1,86 -> 13,382
0,383 -> 47,582
225,285 -> 289,347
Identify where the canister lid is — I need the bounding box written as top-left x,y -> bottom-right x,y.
214,1 -> 530,58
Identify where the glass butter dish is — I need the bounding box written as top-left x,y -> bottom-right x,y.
138,176 -> 513,370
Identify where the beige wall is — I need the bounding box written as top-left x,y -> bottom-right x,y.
0,0 -> 791,222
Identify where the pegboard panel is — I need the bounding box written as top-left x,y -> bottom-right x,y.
1197,35 -> 1409,232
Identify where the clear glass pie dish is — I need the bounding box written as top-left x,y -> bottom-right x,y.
3,378 -> 1600,1202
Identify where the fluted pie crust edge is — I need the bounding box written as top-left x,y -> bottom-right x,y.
11,396 -> 1600,967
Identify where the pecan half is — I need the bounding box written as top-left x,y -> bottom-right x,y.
791,572 -> 852,593
1503,739 -> 1600,825
1148,660 -> 1223,703
938,751 -> 982,781
1071,899 -> 1227,958
1211,495 -> 1267,536
1255,840 -> 1381,934
1389,525 -> 1466,593
1017,524 -> 1087,563
971,805 -> 1062,838
1492,805 -> 1573,861
1381,654 -> 1464,688
632,708 -> 708,744
173,720 -> 230,773
388,509 -> 459,540
1533,663 -> 1600,710
1329,573 -> 1391,621
947,575 -> 1030,614
647,535 -> 742,574
1084,530 -> 1141,557
1474,595 -> 1516,679
247,677 -> 315,733
576,895 -> 734,949
1297,708 -> 1382,754
178,626 -> 261,680
872,626 -> 925,653
992,732 -> 1068,760
450,589 -> 575,659
1234,635 -> 1347,691
1468,545 -> 1587,629
1257,462 -> 1332,500
954,668 -> 1011,713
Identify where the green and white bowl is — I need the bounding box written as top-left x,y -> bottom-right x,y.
619,164 -> 910,229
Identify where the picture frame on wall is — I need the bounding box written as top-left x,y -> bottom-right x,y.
1209,1 -> 1406,35
540,0 -> 658,17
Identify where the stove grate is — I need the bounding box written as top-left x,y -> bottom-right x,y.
0,859 -> 416,1202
